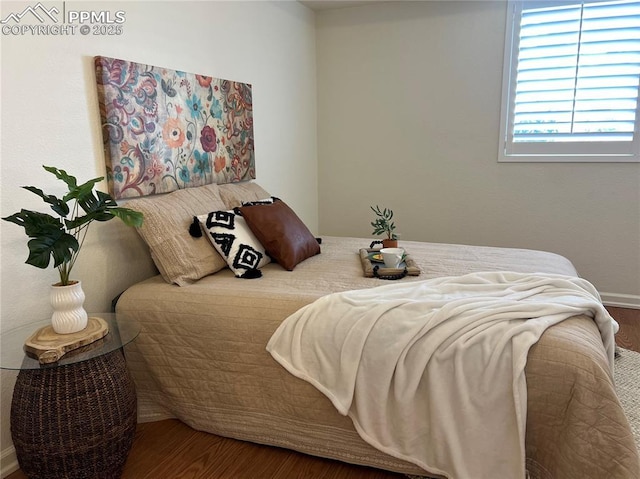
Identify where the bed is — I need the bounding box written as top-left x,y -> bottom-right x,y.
115,182 -> 640,479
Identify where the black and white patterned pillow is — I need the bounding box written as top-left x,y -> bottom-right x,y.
197,210 -> 270,278
241,196 -> 279,206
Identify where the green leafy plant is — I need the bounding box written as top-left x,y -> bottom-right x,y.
370,205 -> 398,240
3,165 -> 143,286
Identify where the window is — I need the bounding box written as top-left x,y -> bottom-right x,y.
499,0 -> 640,162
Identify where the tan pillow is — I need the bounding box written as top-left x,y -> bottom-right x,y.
124,184 -> 228,285
239,200 -> 320,271
218,181 -> 271,209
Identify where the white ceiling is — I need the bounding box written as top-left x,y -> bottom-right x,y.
299,1 -> 394,11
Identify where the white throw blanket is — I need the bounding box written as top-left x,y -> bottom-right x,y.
266,271 -> 618,479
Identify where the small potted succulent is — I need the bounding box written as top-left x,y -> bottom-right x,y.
370,205 -> 398,248
3,165 -> 144,334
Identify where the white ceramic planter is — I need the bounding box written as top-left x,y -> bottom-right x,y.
50,281 -> 88,334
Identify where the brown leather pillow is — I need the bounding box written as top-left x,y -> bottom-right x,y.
239,200 -> 320,271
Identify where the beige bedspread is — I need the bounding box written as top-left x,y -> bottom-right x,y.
117,236 -> 640,478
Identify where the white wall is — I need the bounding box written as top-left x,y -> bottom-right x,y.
316,1 -> 640,304
0,0 -> 316,471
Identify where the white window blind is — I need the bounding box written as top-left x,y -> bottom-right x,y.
499,0 -> 640,162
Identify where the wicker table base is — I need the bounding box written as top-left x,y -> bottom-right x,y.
11,350 -> 137,479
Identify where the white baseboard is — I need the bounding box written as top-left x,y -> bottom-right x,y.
138,409 -> 175,424
601,292 -> 640,309
0,446 -> 18,479
137,395 -> 175,424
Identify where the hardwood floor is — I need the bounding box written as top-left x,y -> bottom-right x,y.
129,421 -> 405,479
6,419 -> 405,479
7,307 -> 638,479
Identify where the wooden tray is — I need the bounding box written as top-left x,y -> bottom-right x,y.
24,317 -> 109,364
359,248 -> 421,278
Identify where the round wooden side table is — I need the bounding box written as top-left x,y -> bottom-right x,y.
1,314 -> 139,479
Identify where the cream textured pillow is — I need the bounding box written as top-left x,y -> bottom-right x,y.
218,181 -> 271,209
123,184 -> 228,286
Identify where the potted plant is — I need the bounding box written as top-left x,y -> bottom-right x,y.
3,165 -> 144,334
370,205 -> 399,248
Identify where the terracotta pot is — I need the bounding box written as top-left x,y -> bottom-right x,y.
382,239 -> 398,248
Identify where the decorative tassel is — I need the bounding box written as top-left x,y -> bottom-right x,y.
189,217 -> 202,238
239,269 -> 262,279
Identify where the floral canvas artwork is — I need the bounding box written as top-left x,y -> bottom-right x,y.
95,56 -> 255,199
